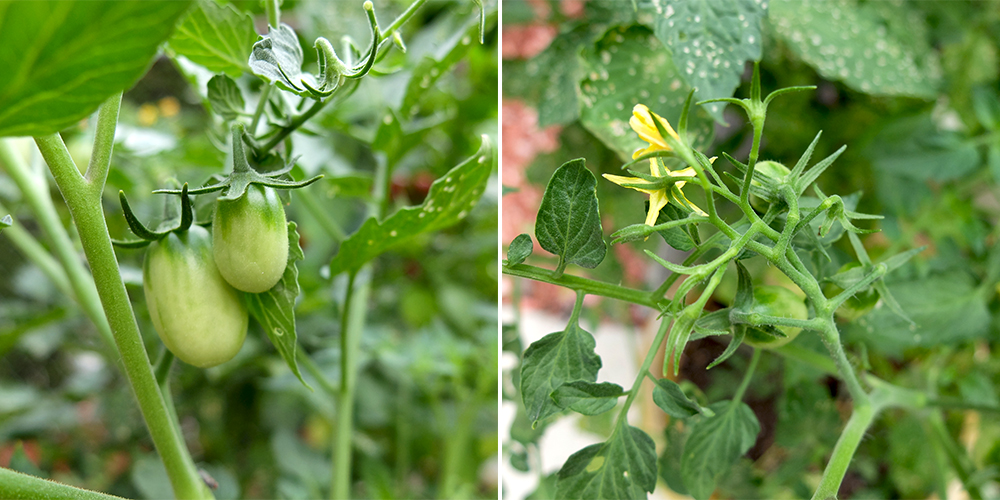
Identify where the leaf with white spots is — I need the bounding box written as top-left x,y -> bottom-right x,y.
555,425 -> 658,499
646,0 -> 766,123
329,136 -> 493,275
578,25 -> 714,162
768,0 -> 941,98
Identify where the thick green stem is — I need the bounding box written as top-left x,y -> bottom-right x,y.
811,404 -> 876,500
0,140 -> 115,353
33,97 -> 210,500
817,319 -> 869,406
503,263 -> 659,309
0,467 -> 126,500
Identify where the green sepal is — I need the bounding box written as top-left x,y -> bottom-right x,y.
154,124 -> 323,201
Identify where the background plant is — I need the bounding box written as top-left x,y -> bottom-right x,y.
0,0 -> 498,498
502,1 -> 1000,499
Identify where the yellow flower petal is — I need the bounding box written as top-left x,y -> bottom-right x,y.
646,189 -> 670,226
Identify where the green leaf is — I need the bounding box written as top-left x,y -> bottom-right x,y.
769,0 -> 940,98
0,1 -> 194,137
534,28 -> 589,127
652,377 -> 713,419
534,158 -> 607,270
167,0 -> 257,78
648,0 -> 766,122
329,137 -> 493,275
555,425 -> 658,499
400,4 -> 494,115
578,25 -> 714,161
848,271 -> 991,353
248,23 -> 309,95
0,214 -> 10,233
869,115 -> 979,182
520,322 -> 602,426
506,233 -> 533,265
681,400 -> 760,500
654,203 -> 696,251
207,74 -> 246,121
245,222 -> 309,388
552,381 -> 625,416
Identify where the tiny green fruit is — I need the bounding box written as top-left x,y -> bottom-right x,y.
213,185 -> 288,293
744,285 -> 808,349
143,225 -> 248,367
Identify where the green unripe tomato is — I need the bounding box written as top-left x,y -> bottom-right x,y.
749,161 -> 791,211
825,263 -> 880,321
213,185 -> 288,293
743,285 -> 808,349
143,226 -> 248,367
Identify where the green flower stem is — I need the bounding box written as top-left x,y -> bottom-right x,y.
728,311 -> 825,332
0,467 -> 127,500
730,348 -> 761,406
926,410 -> 985,500
650,231 -> 728,301
332,268 -> 372,500
811,403 -> 875,500
0,207 -> 73,301
614,317 -> 671,430
33,95 -> 211,500
260,98 -> 330,152
380,0 -> 428,41
0,140 -> 115,354
249,85 -> 272,135
264,0 -> 280,26
502,263 -> 659,309
297,348 -> 340,397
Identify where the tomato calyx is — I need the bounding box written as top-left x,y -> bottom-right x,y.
112,183 -> 197,249
153,124 -> 323,202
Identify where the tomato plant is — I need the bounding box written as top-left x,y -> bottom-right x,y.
503,2 -> 1000,500
0,0 -> 497,499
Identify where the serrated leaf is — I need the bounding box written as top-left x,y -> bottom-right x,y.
648,0 -> 766,122
207,74 -> 246,121
329,137 -> 493,275
848,271 -> 990,353
654,202 -> 697,251
578,25 -> 714,161
400,4 -> 494,114
769,0 -> 940,98
167,0 -> 257,78
534,158 -> 607,270
681,400 -> 760,500
248,23 -> 310,95
869,115 -> 979,182
0,1 -> 193,137
245,222 -> 309,388
552,381 -> 625,416
520,322 -> 601,426
506,233 -> 533,265
652,377 -> 712,419
555,425 -> 657,500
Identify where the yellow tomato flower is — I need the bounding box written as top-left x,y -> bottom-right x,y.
630,104 -> 679,159
603,159 -> 707,227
